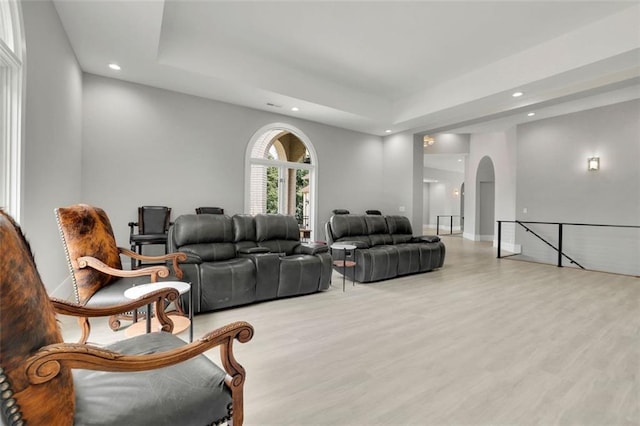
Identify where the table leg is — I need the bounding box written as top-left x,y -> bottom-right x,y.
189,283 -> 193,343
145,304 -> 151,333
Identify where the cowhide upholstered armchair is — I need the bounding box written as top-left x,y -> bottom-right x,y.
0,209 -> 253,426
55,204 -> 187,343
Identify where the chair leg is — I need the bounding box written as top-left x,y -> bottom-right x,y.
77,317 -> 91,344
130,244 -> 136,270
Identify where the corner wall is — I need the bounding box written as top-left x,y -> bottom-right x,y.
21,0 -> 83,296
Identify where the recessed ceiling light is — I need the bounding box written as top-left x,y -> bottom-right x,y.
527,112 -> 536,117
291,107 -> 299,112
108,63 -> 121,71
385,129 -> 392,133
458,159 -> 463,162
512,91 -> 524,97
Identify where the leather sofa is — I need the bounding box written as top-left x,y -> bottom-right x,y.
325,213 -> 445,283
168,213 -> 331,314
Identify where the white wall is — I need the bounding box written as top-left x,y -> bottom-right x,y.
463,130 -> 518,248
382,131 -> 423,230
22,0 -> 83,296
82,74 -> 385,248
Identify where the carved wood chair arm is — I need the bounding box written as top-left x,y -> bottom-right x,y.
24,321 -> 254,385
49,287 -> 180,317
77,255 -> 169,282
118,247 -> 186,279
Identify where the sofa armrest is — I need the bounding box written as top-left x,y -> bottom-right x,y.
412,235 -> 441,243
176,249 -> 204,264
295,243 -> 329,255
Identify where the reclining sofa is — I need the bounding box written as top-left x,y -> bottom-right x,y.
325,213 -> 445,283
168,213 -> 331,314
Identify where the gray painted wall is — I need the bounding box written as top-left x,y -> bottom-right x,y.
22,0 -> 83,297
515,99 -> 640,275
81,73 -> 386,249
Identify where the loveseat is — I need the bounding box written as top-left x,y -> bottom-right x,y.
168,213 -> 331,314
325,213 -> 445,283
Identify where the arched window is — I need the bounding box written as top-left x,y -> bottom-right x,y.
245,123 -> 318,241
0,0 -> 24,220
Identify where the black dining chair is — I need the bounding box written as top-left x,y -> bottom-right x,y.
129,206 -> 172,269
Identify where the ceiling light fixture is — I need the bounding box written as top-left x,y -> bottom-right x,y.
385,129 -> 392,133
512,91 -> 524,97
423,135 -> 435,147
527,112 -> 536,117
588,156 -> 600,171
108,63 -> 121,71
291,107 -> 299,112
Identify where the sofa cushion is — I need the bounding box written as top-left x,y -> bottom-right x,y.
330,214 -> 367,239
199,258 -> 256,310
233,214 -> 257,242
255,214 -> 300,241
386,215 -> 414,235
278,255 -> 322,297
173,214 -> 233,246
386,215 -> 415,244
73,332 -> 232,426
365,215 -> 392,246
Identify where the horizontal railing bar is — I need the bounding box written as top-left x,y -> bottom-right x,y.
499,220 -> 639,229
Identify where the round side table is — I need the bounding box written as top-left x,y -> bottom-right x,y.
124,281 -> 193,342
330,243 -> 357,291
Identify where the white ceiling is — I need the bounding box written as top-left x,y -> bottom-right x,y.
53,0 -> 640,136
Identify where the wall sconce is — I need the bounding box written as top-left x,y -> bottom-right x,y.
423,135 -> 435,147
588,156 -> 600,171
453,189 -> 459,196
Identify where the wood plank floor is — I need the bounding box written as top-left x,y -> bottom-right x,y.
60,236 -> 640,425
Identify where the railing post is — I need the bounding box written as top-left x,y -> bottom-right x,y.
497,221 -> 502,258
436,216 -> 440,235
557,223 -> 563,267
450,216 -> 453,235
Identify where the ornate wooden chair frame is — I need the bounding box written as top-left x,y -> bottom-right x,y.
55,204 -> 187,343
1,209 -> 253,425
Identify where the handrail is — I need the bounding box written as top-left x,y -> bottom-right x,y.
497,220 -> 640,269
436,215 -> 463,236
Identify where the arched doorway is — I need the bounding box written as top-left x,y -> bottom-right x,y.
245,123 -> 318,240
476,156 -> 495,242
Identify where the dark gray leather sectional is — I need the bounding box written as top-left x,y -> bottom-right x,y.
168,213 -> 331,314
325,214 -> 445,283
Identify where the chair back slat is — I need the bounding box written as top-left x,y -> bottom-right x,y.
139,206 -> 171,235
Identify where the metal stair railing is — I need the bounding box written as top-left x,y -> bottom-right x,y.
497,220 -> 640,269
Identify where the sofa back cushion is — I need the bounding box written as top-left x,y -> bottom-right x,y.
386,215 -> 414,244
255,214 -> 301,255
329,214 -> 370,242
172,214 -> 236,261
365,215 -> 392,246
232,214 -> 257,242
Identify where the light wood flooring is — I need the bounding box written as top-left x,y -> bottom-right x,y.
60,236 -> 640,425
